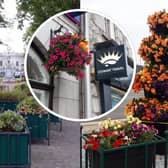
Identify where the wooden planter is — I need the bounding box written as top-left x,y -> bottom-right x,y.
0,128 -> 30,167
143,121 -> 168,155
82,134 -> 167,168
0,101 -> 18,112
87,144 -> 155,168
22,114 -> 49,141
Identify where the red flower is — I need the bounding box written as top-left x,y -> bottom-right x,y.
112,139 -> 123,148
84,136 -> 100,151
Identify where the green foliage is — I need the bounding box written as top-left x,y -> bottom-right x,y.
0,0 -> 9,27
16,0 -> 79,42
17,96 -> 47,115
0,83 -> 31,102
0,110 -> 26,132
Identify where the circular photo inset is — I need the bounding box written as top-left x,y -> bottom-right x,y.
25,9 -> 136,121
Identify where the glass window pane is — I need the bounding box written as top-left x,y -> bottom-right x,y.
33,88 -> 49,107
28,48 -> 50,84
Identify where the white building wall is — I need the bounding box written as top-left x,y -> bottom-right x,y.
0,53 -> 24,75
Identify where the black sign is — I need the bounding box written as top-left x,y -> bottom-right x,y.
94,45 -> 127,80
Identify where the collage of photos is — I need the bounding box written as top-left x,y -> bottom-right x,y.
0,0 -> 168,168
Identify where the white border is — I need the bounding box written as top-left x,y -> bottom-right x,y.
24,9 -> 136,122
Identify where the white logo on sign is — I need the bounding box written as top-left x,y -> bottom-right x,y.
97,51 -> 122,67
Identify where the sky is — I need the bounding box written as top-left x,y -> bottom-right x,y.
0,0 -> 168,57
81,0 -> 168,64
0,0 -> 24,53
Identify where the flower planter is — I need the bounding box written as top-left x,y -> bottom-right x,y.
143,121 -> 168,155
0,128 -> 30,167
49,113 -> 60,123
23,114 -> 48,140
86,143 -> 155,168
0,101 -> 17,111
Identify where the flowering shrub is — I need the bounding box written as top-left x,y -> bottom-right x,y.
148,9 -> 168,34
45,33 -> 92,80
133,64 -> 168,98
125,98 -> 168,122
83,117 -> 158,151
17,96 -> 48,115
138,34 -> 168,63
0,110 -> 26,132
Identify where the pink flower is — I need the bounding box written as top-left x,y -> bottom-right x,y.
78,59 -> 83,65
76,70 -> 84,80
68,44 -> 73,48
48,58 -> 54,65
50,54 -> 58,60
63,39 -> 69,43
55,48 -> 60,53
60,52 -> 66,58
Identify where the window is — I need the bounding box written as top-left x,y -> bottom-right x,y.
33,88 -> 49,107
111,92 -> 122,107
111,87 -> 124,107
16,61 -> 19,66
0,61 -> 2,66
27,42 -> 53,109
28,48 -> 50,84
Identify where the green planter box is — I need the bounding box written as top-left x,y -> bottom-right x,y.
0,128 -> 30,167
49,114 -> 61,123
83,135 -> 167,168
23,114 -> 48,140
0,101 -> 17,111
144,121 -> 168,155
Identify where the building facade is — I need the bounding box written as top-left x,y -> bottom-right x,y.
0,52 -> 24,79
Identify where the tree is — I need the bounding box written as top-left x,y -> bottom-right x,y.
0,0 -> 8,27
16,0 -> 79,42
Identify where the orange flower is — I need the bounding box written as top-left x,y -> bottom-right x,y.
79,41 -> 88,51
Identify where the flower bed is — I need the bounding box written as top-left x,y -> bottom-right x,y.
45,33 -> 92,79
83,117 -> 159,168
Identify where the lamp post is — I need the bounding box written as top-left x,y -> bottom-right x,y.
83,12 -> 92,119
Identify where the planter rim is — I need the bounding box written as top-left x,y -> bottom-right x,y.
84,135 -> 166,153
20,113 -> 48,115
0,101 -> 18,103
0,126 -> 30,135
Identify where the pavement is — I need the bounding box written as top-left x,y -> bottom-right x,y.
31,121 -> 80,168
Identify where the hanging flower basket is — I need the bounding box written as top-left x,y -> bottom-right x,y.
132,64 -> 168,100
83,117 -> 158,168
45,33 -> 92,80
148,9 -> 168,34
138,34 -> 168,64
125,97 -> 168,122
